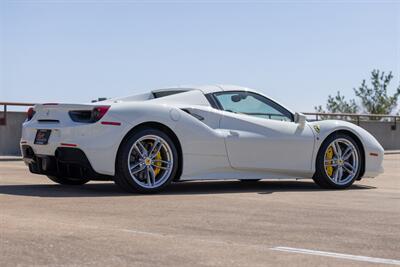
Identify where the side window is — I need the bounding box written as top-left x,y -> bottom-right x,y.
213,92 -> 293,122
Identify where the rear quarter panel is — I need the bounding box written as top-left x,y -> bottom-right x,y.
110,102 -> 229,178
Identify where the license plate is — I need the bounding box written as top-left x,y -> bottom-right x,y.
34,129 -> 51,145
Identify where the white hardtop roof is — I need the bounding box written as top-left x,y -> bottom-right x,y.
152,84 -> 253,95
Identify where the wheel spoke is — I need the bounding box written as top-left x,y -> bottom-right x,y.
150,139 -> 162,158
130,162 -> 145,175
146,167 -> 152,186
149,167 -> 156,185
343,162 -> 354,174
134,141 -> 148,158
342,147 -> 353,160
130,161 -> 141,169
151,164 -> 171,170
324,159 -> 338,167
332,167 -> 339,182
332,141 -> 342,157
330,143 -> 337,156
337,166 -> 343,181
152,159 -> 170,164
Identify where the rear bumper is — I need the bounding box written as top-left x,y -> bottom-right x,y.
21,145 -> 113,180
21,117 -> 131,176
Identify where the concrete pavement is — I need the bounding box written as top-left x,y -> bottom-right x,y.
0,155 -> 399,266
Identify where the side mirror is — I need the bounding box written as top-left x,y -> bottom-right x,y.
294,112 -> 307,125
231,94 -> 241,102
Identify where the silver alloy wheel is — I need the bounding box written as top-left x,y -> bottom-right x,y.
127,135 -> 174,189
324,138 -> 359,185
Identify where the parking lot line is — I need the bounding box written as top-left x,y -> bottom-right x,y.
270,247 -> 400,265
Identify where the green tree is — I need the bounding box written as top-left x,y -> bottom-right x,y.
354,70 -> 400,114
315,91 -> 359,114
316,70 -> 400,115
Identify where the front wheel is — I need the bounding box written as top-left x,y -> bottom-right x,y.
114,128 -> 179,193
313,133 -> 362,189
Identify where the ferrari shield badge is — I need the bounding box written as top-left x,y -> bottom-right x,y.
313,125 -> 321,133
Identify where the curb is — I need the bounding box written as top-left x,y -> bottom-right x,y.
384,150 -> 400,155
0,157 -> 23,162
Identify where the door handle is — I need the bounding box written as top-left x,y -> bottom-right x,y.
229,130 -> 239,137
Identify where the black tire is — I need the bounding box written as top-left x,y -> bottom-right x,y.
313,133 -> 362,189
239,179 -> 261,182
114,128 -> 179,193
47,175 -> 90,185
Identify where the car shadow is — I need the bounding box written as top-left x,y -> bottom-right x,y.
0,180 -> 376,198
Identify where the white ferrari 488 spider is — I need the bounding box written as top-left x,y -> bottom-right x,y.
20,85 -> 384,193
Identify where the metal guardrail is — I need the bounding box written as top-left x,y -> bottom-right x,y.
302,112 -> 400,130
0,102 -> 36,126
0,102 -> 399,130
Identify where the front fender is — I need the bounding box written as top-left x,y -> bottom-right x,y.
308,120 -> 384,177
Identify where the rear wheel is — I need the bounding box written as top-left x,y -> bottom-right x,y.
313,133 -> 362,189
47,175 -> 89,185
114,128 -> 179,193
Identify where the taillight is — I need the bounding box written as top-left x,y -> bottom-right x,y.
68,105 -> 110,123
27,107 -> 36,121
92,106 -> 110,122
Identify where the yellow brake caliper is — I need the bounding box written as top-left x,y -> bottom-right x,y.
153,151 -> 162,177
325,146 -> 334,176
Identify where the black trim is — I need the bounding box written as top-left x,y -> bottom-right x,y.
38,119 -> 60,123
181,109 -> 204,121
152,90 -> 188,99
21,145 -> 112,181
205,93 -> 222,109
211,91 -> 294,122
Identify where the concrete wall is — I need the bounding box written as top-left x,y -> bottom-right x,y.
0,112 -> 399,156
359,121 -> 400,150
0,112 -> 26,155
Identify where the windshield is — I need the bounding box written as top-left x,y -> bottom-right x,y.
213,91 -> 293,122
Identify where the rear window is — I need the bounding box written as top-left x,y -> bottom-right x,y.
153,90 -> 188,99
